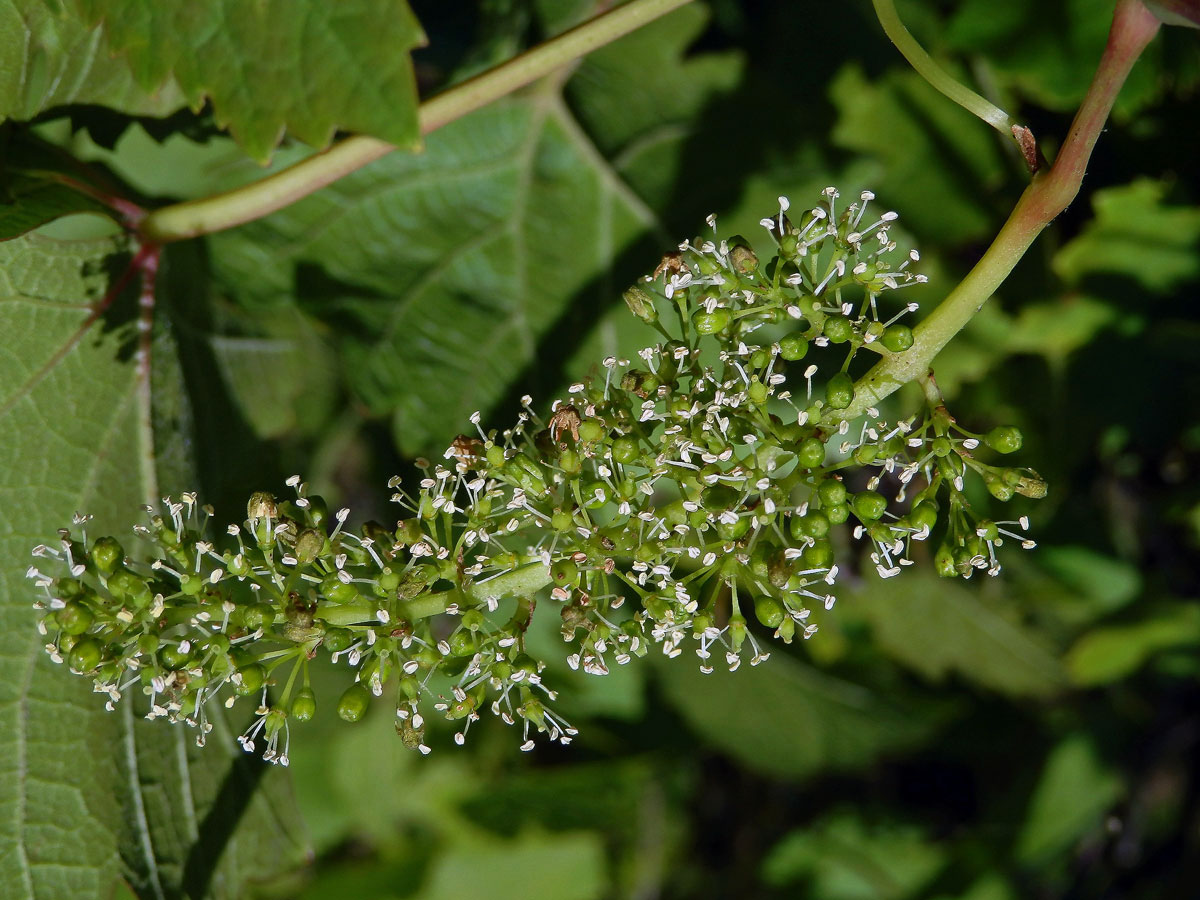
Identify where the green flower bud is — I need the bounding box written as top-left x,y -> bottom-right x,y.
748,378 -> 768,406
985,475 -> 1015,501
623,286 -> 659,322
295,528 -> 325,564
727,237 -> 758,274
934,543 -> 957,577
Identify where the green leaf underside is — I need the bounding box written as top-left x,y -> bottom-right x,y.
207,3 -> 741,456
0,1 -> 184,124
0,171 -> 116,241
849,574 -> 1067,697
655,651 -> 936,780
65,0 -> 425,162
0,232 -> 306,899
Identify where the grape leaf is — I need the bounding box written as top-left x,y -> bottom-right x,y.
0,232 -> 307,899
847,574 -> 1067,698
64,0 -> 426,163
655,651 -> 937,780
762,813 -> 945,897
1053,179 -> 1200,292
1014,734 -> 1122,865
830,64 -> 1007,246
206,3 -> 742,456
0,1 -> 184,124
0,133 -> 133,240
1065,603 -> 1200,686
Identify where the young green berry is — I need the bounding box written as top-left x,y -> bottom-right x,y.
748,379 -> 768,406
693,308 -> 731,334
320,574 -> 360,605
559,449 -> 582,477
337,684 -> 371,723
67,637 -> 103,673
823,316 -> 853,344
611,437 -> 638,464
754,596 -> 786,629
852,491 -> 887,521
826,503 -> 850,525
160,643 -> 192,669
789,511 -> 830,541
295,528 -> 325,564
323,627 -> 354,653
934,543 -> 957,578
577,419 -> 605,443
985,426 -> 1023,454
235,664 -> 266,696
90,536 -> 124,574
779,334 -> 809,361
291,688 -> 317,723
716,514 -> 752,542
800,540 -> 834,570
909,501 -> 939,532
817,479 -> 847,506
796,436 -> 825,469
825,372 -> 855,410
56,600 -> 93,636
550,558 -> 579,588
106,568 -> 152,607
881,324 -> 914,352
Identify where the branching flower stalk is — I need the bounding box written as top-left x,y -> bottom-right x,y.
30,190 -> 1045,763
842,0 -> 1163,420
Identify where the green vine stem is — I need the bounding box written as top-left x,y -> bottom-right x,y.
137,0 -> 693,244
872,0 -> 1020,139
839,0 -> 1161,422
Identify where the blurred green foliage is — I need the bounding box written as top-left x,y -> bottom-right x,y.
4,0 -> 1200,897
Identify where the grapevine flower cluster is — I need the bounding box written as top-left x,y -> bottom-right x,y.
29,188 -> 1046,764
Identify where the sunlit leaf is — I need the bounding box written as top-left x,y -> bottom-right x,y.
63,0 -> 425,162
848,574 -> 1067,697
0,230 -> 306,899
